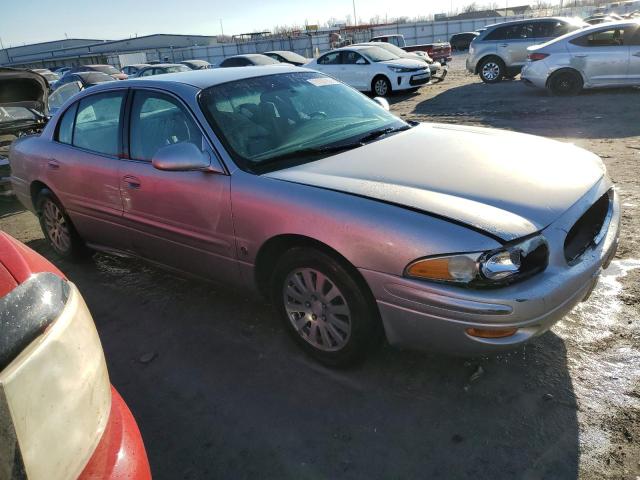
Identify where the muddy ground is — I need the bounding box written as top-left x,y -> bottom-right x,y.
1,55 -> 638,479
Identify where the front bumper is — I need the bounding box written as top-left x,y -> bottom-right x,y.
395,71 -> 431,90
361,181 -> 620,355
79,387 -> 151,480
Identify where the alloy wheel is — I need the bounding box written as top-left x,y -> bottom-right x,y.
43,199 -> 71,253
283,267 -> 352,352
374,79 -> 388,96
481,62 -> 500,81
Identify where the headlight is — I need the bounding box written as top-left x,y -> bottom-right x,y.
388,65 -> 414,73
405,234 -> 549,287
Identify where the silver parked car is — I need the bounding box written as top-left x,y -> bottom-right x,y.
522,19 -> 640,94
9,67 -> 620,366
466,17 -> 587,83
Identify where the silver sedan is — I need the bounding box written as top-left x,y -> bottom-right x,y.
522,19 -> 640,94
9,66 -> 620,366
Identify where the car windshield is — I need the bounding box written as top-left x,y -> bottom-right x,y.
90,65 -> 120,75
359,47 -> 399,62
251,55 -> 280,65
83,72 -> 115,84
199,72 -> 407,172
165,65 -> 190,73
277,51 -> 307,63
369,43 -> 408,57
0,107 -> 38,125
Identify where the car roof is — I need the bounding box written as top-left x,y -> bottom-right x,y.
483,16 -> 580,28
182,59 -> 210,64
126,63 -> 150,68
141,63 -> 184,68
90,64 -> 303,90
226,53 -> 272,59
332,45 -> 384,52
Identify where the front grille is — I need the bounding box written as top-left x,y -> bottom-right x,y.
564,191 -> 611,264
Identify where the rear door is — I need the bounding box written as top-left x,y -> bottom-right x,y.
567,26 -> 630,86
499,22 -> 537,68
43,90 -> 128,249
117,88 -> 238,282
315,51 -> 344,81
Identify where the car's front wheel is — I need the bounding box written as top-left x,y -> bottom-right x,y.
36,189 -> 89,259
271,247 -> 381,367
478,57 -> 505,83
372,76 -> 392,97
548,69 -> 583,96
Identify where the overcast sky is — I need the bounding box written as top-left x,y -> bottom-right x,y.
0,0 -> 548,47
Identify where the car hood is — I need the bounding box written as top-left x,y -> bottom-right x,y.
379,58 -> 428,69
265,123 -> 605,241
0,68 -> 48,113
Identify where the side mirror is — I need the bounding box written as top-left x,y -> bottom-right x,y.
151,142 -> 215,172
373,97 -> 390,111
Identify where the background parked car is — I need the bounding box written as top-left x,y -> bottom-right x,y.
466,17 -> 587,83
355,41 -> 443,77
218,53 -> 281,67
264,50 -> 311,66
122,63 -> 151,76
31,68 -> 59,87
53,71 -> 115,91
522,19 -> 640,95
0,231 -> 151,479
71,64 -> 128,80
305,45 -> 430,96
449,32 -> 480,51
52,66 -> 72,77
584,13 -> 623,24
370,34 -> 452,64
133,63 -> 191,77
180,59 -> 212,70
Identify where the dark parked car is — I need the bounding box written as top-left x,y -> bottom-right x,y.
181,59 -> 212,70
264,50 -> 311,66
218,54 -> 281,67
449,32 -> 480,51
121,63 -> 150,76
31,68 -> 60,86
71,64 -> 128,80
52,66 -> 72,76
133,63 -> 190,77
53,71 -> 115,90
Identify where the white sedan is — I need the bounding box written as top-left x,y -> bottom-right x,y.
305,45 -> 430,96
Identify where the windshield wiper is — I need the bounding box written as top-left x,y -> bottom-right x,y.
355,124 -> 411,143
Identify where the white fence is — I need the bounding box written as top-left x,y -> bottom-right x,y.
107,5 -> 599,67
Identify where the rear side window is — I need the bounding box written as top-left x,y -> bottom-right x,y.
72,91 -> 124,156
56,103 -> 77,144
571,28 -> 627,47
129,91 -> 204,161
318,52 -> 341,65
533,21 -> 565,38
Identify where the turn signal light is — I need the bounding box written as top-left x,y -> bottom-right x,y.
528,53 -> 549,62
465,327 -> 518,338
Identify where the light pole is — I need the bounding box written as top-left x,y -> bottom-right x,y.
352,0 -> 357,26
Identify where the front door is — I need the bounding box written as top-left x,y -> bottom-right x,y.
118,89 -> 238,283
627,24 -> 640,83
499,22 -> 538,69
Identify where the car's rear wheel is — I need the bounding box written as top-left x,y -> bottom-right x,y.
548,70 -> 583,96
372,76 -> 392,97
36,189 -> 89,259
478,57 -> 504,83
271,247 -> 381,367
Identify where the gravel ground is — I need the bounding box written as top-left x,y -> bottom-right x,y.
1,55 -> 638,479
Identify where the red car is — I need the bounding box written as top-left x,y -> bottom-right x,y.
0,231 -> 151,479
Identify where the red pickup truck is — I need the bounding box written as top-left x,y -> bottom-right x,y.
370,34 -> 452,64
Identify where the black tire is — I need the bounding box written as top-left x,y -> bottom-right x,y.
271,247 -> 382,367
371,75 -> 392,97
478,57 -> 505,84
36,189 -> 89,260
548,69 -> 583,96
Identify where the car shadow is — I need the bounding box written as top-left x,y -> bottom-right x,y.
22,241 -> 581,480
391,80 -> 640,140
0,196 -> 26,218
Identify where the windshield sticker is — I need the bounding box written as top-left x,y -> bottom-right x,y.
307,77 -> 340,87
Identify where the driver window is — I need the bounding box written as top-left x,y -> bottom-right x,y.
129,91 -> 204,162
318,52 -> 341,65
343,51 -> 366,64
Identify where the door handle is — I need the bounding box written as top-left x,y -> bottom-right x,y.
574,54 -> 588,58
499,43 -> 508,47
122,176 -> 141,189
47,159 -> 60,169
